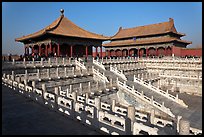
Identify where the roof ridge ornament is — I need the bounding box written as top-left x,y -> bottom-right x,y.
60,9 -> 64,16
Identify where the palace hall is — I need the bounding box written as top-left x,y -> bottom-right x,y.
103,18 -> 192,57
15,10 -> 109,58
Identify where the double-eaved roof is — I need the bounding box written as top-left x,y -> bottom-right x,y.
15,14 -> 109,42
103,18 -> 191,47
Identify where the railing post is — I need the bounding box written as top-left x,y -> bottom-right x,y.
37,69 -> 40,80
150,108 -> 155,124
64,67 -> 67,77
32,81 -> 36,89
95,97 -> 101,111
56,57 -> 58,66
23,58 -> 26,67
62,58 -> 65,65
79,83 -> 83,92
11,71 -> 15,81
42,83 -> 46,92
88,82 -> 91,92
151,96 -> 154,104
179,118 -> 190,135
69,85 -> 73,93
32,58 -> 35,67
41,58 -> 44,66
25,70 -> 28,80
111,99 -> 116,112
126,106 -> 135,135
12,58 -> 15,65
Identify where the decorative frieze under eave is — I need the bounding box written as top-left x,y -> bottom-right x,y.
24,39 -> 52,47
104,43 -> 174,51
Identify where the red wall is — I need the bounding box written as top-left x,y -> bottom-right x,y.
172,46 -> 202,57
93,52 -> 106,57
180,48 -> 202,57
172,46 -> 181,56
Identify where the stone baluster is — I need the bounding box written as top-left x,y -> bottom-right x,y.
85,92 -> 89,104
111,99 -> 116,112
32,58 -> 35,67
25,70 -> 28,80
56,68 -> 59,78
150,109 -> 155,125
11,71 -> 15,81
110,78 -> 113,87
95,97 -> 101,111
88,82 -> 91,92
55,58 -> 58,66
62,58 -> 65,65
23,58 -> 26,67
179,118 -> 190,135
64,67 -> 67,77
72,67 -> 75,75
41,58 -> 44,66
151,96 -> 154,104
42,83 -> 46,92
32,81 -> 36,89
12,58 -> 15,65
69,84 -> 73,93
47,69 -> 50,79
48,58 -> 51,66
79,83 -> 83,92
37,69 -> 40,79
126,106 -> 135,134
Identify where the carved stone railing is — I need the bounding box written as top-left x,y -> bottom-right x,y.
116,79 -> 175,118
133,75 -> 188,108
102,57 -> 138,64
75,58 -> 87,70
93,58 -> 106,70
92,66 -> 109,83
159,73 -> 202,81
2,74 -> 202,135
110,65 -> 127,81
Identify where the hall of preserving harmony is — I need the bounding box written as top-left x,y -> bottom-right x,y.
16,9 -> 200,58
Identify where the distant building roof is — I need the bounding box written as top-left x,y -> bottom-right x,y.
111,18 -> 185,40
15,13 -> 110,42
103,37 -> 192,47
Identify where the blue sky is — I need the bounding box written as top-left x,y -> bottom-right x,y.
2,2 -> 202,55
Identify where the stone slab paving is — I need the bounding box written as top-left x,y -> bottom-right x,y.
2,85 -> 101,135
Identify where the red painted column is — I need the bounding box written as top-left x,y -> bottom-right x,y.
57,44 -> 60,57
86,46 -> 88,58
165,47 -> 167,56
100,46 -> 103,58
146,48 -> 148,57
39,45 -> 41,56
95,47 -> 98,57
50,43 -> 52,53
127,49 -> 130,57
156,48 -> 158,56
70,45 -> 73,57
108,50 -> 110,58
138,49 -> 140,57
45,45 -> 48,57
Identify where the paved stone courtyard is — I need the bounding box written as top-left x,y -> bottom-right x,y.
2,85 -> 101,135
